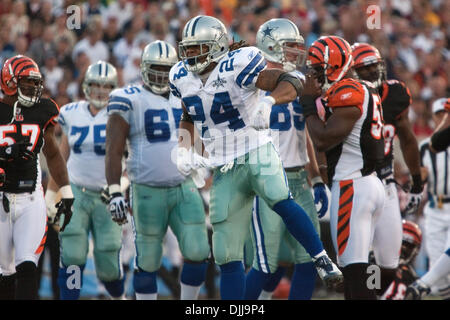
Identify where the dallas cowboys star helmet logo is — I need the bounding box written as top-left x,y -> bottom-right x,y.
261,25 -> 278,43
212,74 -> 227,89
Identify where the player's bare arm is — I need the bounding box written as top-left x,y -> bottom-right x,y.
46,130 -> 70,192
396,114 -> 421,177
255,69 -> 300,104
43,125 -> 70,188
305,129 -> 321,180
105,113 -> 129,186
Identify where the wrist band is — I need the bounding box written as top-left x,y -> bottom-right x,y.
60,185 -> 74,199
263,95 -> 276,106
108,184 -> 121,194
311,176 -> 324,186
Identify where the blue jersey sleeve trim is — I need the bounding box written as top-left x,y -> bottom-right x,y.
236,52 -> 264,88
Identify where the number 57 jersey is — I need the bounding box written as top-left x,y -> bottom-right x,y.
107,85 -> 185,187
169,46 -> 272,166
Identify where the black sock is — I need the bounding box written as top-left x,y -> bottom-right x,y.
377,267 -> 397,296
342,263 -> 377,300
0,273 -> 16,300
15,261 -> 38,300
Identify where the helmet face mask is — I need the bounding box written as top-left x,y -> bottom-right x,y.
351,43 -> 385,88
141,63 -> 172,95
353,61 -> 386,88
82,61 -> 118,109
399,220 -> 422,265
140,40 -> 178,94
257,19 -> 306,72
179,16 -> 229,74
17,75 -> 43,107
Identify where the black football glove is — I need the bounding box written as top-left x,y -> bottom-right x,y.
0,141 -> 35,161
54,198 -> 74,232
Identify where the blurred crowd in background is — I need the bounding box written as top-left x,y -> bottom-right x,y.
0,0 -> 448,299
0,0 -> 448,144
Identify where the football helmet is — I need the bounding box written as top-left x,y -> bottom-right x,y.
307,36 -> 353,91
1,55 -> 43,107
141,40 -> 178,94
256,18 -> 306,72
82,60 -> 118,109
399,220 -> 422,265
351,42 -> 385,88
179,15 -> 229,73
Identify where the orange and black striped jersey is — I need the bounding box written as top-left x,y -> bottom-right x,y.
378,79 -> 412,170
0,98 -> 59,193
322,78 -> 385,185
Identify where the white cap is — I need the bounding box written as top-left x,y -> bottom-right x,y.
432,97 -> 447,114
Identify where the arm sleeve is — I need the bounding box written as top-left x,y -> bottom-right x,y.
234,47 -> 267,90
107,94 -> 133,124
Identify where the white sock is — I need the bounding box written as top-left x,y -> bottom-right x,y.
421,253 -> 450,287
313,250 -> 327,260
258,290 -> 273,300
111,294 -> 126,300
180,283 -> 202,300
136,292 -> 157,300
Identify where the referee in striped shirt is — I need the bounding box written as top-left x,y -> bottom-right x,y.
419,97 -> 450,299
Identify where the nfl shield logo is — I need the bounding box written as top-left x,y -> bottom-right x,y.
15,107 -> 24,122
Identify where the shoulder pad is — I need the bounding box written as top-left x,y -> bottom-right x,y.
326,78 -> 365,113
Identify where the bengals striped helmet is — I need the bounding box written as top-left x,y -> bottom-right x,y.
1,55 -> 43,107
307,36 -> 353,91
351,43 -> 385,88
400,220 -> 422,265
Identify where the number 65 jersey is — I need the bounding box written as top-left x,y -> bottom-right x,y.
169,46 -> 272,167
107,85 -> 185,187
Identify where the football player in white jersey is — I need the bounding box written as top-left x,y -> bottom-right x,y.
105,40 -> 210,300
244,18 -> 329,300
170,15 -> 341,300
302,36 -> 386,299
45,61 -> 125,299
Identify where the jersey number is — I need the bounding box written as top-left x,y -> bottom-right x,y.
382,124 -> 395,155
70,125 -> 106,155
144,108 -> 182,143
182,92 -> 245,136
270,99 -> 305,131
0,124 -> 40,151
370,94 -> 383,140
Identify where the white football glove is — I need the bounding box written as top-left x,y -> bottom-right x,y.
404,192 -> 422,216
177,147 -> 211,176
108,184 -> 128,225
250,96 -> 275,130
45,189 -> 58,223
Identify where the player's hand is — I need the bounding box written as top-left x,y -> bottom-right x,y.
313,181 -> 328,218
0,141 -> 35,161
109,192 -> 128,225
404,192 -> 422,216
177,147 -> 211,176
250,96 -> 275,130
54,198 -> 74,232
45,190 -> 58,223
404,177 -> 423,215
302,71 -> 322,98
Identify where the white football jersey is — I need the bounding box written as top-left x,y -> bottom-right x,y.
169,46 -> 272,166
58,101 -> 108,191
265,70 -> 309,168
107,84 -> 185,187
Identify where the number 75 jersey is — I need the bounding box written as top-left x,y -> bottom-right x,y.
58,101 -> 108,190
169,46 -> 272,166
107,85 -> 185,187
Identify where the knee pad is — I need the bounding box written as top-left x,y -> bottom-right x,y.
181,233 -> 210,263
133,268 -> 157,294
181,262 -> 208,286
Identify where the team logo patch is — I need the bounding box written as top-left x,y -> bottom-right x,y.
340,92 -> 352,100
14,106 -> 24,122
261,25 -> 278,43
212,75 -> 227,89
